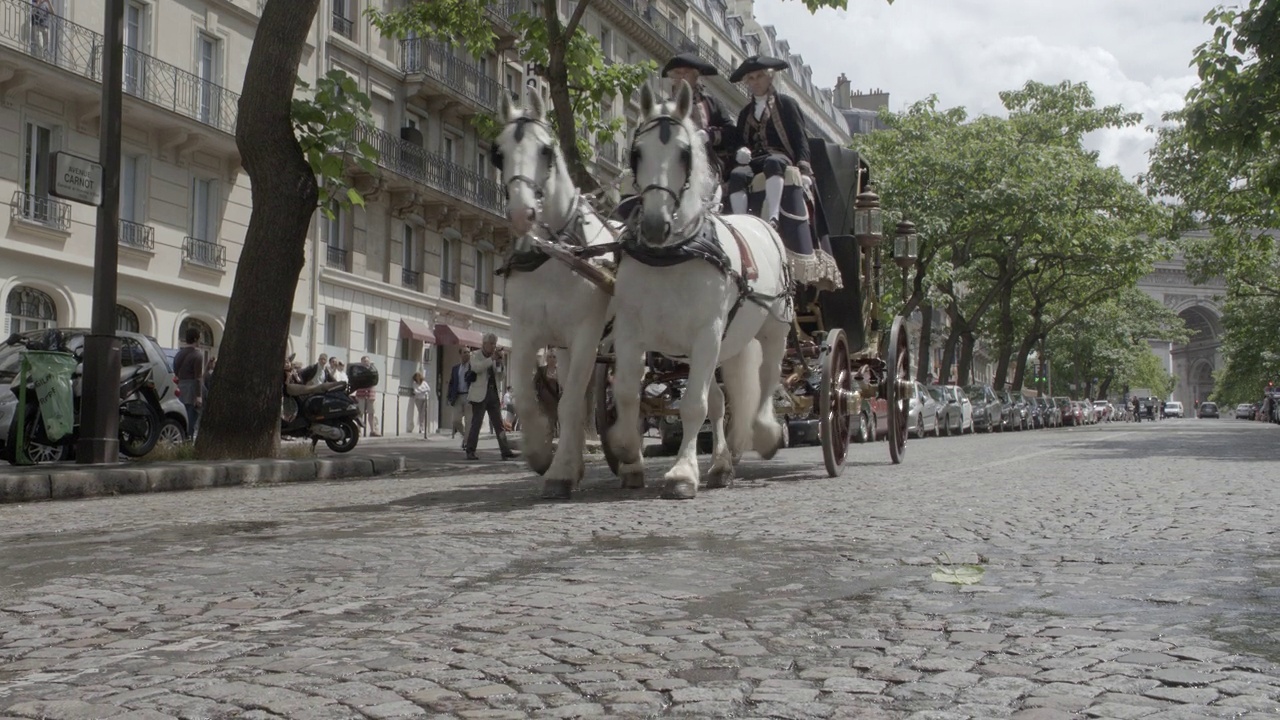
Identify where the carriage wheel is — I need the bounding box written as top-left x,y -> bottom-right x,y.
886,316 -> 911,465
819,328 -> 854,477
592,361 -> 621,476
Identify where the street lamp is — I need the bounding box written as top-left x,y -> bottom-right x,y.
853,187 -> 883,249
893,220 -> 917,270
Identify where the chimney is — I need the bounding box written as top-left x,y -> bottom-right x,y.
834,72 -> 851,109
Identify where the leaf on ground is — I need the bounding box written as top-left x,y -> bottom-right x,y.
931,565 -> 985,585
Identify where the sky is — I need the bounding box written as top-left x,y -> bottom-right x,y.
752,0 -> 1220,180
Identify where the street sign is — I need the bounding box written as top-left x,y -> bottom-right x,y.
48,151 -> 103,206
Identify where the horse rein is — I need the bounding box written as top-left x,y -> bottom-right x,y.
629,114 -> 700,241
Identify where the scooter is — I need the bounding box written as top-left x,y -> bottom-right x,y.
279,363 -> 377,453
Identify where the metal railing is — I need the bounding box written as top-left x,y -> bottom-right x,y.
182,236 -> 226,269
697,38 -> 732,76
401,38 -> 502,111
609,0 -> 697,54
402,268 -> 422,291
119,218 -> 154,250
352,123 -> 505,217
331,12 -> 354,38
474,289 -> 492,310
488,0 -> 526,24
9,190 -> 71,231
440,279 -> 459,301
598,140 -> 620,166
0,0 -> 239,134
326,245 -> 349,270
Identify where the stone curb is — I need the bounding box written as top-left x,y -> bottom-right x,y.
0,454 -> 408,504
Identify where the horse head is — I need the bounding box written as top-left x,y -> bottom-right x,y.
492,90 -> 572,239
630,81 -> 712,248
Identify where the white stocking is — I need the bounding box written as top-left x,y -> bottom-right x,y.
764,175 -> 784,224
730,190 -> 748,215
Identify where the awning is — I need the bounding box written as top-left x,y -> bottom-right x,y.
434,324 -> 485,348
399,318 -> 435,344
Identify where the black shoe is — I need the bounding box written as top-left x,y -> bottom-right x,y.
501,452 -> 520,460
465,452 -> 479,460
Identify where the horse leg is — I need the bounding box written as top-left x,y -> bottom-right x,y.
704,377 -> 733,489
509,338 -> 551,475
663,332 -> 719,499
608,344 -> 647,489
543,343 -> 593,498
720,339 -> 761,458
752,320 -> 790,460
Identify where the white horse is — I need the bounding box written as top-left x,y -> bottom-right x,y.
492,92 -> 618,499
605,81 -> 793,499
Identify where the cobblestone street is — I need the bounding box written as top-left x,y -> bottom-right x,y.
1,420 -> 1278,719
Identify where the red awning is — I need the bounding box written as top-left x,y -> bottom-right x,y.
434,324 -> 485,348
399,318 -> 435,343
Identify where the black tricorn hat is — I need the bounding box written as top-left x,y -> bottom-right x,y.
729,55 -> 789,83
662,52 -> 718,77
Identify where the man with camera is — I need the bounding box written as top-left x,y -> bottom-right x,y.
463,333 -> 518,461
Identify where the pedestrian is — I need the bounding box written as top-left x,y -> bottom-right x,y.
304,353 -> 330,385
332,360 -> 348,384
502,385 -> 517,431
411,371 -> 430,436
446,348 -> 473,442
173,327 -> 205,439
352,355 -> 380,437
30,0 -> 51,58
534,350 -> 563,437
463,333 -> 517,461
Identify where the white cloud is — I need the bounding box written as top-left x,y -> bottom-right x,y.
750,0 -> 1216,178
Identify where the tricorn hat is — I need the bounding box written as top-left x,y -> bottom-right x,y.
662,52 -> 718,77
729,55 -> 789,83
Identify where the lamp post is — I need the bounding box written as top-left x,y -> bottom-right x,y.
853,187 -> 883,249
893,219 -> 917,298
853,185 -> 884,340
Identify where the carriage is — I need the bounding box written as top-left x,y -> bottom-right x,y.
592,135 -> 916,478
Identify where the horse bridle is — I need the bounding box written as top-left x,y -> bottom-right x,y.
491,116 -> 580,238
629,114 -> 697,237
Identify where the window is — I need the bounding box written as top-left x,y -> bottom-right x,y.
19,121 -> 58,224
196,33 -> 221,124
402,224 -> 422,290
505,69 -> 518,99
323,310 -> 349,349
121,154 -> 144,223
116,305 -> 140,333
120,337 -> 148,367
123,2 -> 148,94
442,134 -> 456,162
325,310 -> 339,346
599,27 -> 612,57
190,176 -> 216,241
440,235 -> 459,300
4,287 -> 57,335
690,20 -> 700,39
332,0 -> 355,38
365,319 -> 379,354
323,206 -> 349,270
474,249 -> 492,309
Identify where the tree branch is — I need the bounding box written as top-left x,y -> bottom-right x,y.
564,0 -> 593,40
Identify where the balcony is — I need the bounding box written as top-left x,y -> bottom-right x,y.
474,289 -> 492,310
0,0 -> 239,135
402,268 -> 422,291
602,0 -> 699,58
401,38 -> 502,113
326,245 -> 349,270
440,279 -> 459,301
352,123 -> 505,218
331,12 -> 354,39
119,218 -> 154,250
9,191 -> 71,231
182,236 -> 226,269
597,139 -> 620,167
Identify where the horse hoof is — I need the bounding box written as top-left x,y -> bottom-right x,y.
661,478 -> 698,499
704,466 -> 733,489
541,478 -> 574,500
755,425 -> 783,461
620,470 -> 646,489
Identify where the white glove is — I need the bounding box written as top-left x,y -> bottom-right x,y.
695,129 -> 709,146
735,147 -> 751,165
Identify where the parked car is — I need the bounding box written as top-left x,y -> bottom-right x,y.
1052,397 -> 1075,426
1037,397 -> 1060,428
0,328 -> 189,460
943,385 -> 974,434
998,390 -> 1029,430
965,385 -> 1004,433
1162,401 -> 1184,419
927,385 -> 959,436
1024,396 -> 1043,429
1236,403 -> 1257,419
1197,401 -> 1220,419
906,381 -> 941,438
1092,400 -> 1110,422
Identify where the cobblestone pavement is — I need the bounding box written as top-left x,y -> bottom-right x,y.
1,419 -> 1278,719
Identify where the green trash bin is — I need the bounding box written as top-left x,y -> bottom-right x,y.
13,350 -> 78,465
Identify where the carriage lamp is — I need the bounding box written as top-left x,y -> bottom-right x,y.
854,187 -> 883,248
893,220 -> 917,270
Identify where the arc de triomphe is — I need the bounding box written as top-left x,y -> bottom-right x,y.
1137,239 -> 1225,406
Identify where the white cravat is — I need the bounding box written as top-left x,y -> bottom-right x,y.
753,95 -> 768,120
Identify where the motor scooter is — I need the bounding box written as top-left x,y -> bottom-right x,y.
280,363 -> 377,452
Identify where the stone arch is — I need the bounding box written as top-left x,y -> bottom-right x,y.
1176,304 -> 1224,344
1,279 -> 75,334
1170,302 -> 1224,405
117,296 -> 158,338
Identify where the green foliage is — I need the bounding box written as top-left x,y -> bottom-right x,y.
366,1 -> 495,58
1122,350 -> 1175,399
1210,292 -> 1280,405
292,69 -> 379,219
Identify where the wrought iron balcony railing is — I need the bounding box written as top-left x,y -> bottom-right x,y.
182,236 -> 226,269
9,190 -> 71,231
400,37 -> 502,112
0,0 -> 239,134
402,268 -> 422,291
331,12 -> 354,38
609,0 -> 698,54
352,123 -> 505,217
474,289 -> 492,310
326,245 -> 349,270
119,218 -> 154,250
440,279 -> 459,301
488,0 -> 527,24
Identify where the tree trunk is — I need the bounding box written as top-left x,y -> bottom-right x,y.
915,302 -> 933,383
1097,372 -> 1114,400
1010,332 -> 1037,392
957,332 -> 976,386
939,323 -> 960,385
542,0 -> 599,194
196,0 -> 321,460
992,290 -> 1014,391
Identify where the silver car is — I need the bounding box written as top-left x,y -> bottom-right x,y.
0,329 -> 189,459
907,380 -> 941,438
